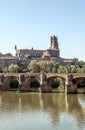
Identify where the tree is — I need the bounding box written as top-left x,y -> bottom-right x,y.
52,63 -> 59,73
81,64 -> 85,73
70,65 -> 76,73
39,60 -> 47,72
78,60 -> 85,68
76,67 -> 81,73
39,60 -> 58,73
72,58 -> 79,66
57,65 -> 67,73
45,60 -> 55,73
8,64 -> 19,73
2,67 -> 8,73
28,60 -> 40,73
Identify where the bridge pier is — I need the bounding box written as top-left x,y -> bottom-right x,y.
66,75 -> 78,94
0,75 -> 2,90
65,75 -> 78,94
40,73 -> 52,93
0,75 -> 6,90
18,75 -> 30,92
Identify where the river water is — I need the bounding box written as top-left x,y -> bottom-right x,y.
0,89 -> 85,130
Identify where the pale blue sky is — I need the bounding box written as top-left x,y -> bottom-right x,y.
0,0 -> 85,60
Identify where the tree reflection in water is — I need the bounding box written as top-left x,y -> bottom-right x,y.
0,91 -> 85,129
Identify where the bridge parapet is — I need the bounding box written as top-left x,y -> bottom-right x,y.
72,73 -> 85,79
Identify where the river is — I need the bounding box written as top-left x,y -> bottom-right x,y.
0,89 -> 85,130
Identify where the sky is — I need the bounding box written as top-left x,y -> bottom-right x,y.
0,0 -> 85,61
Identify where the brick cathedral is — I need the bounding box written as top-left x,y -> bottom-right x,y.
15,35 -> 72,65
15,35 -> 60,60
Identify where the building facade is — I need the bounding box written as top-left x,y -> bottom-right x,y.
0,57 -> 19,69
0,35 -> 72,69
15,35 -> 60,61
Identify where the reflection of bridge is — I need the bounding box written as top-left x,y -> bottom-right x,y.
0,73 -> 85,93
0,92 -> 84,127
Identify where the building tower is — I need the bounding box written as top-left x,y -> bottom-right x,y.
14,45 -> 18,57
15,45 -> 17,50
50,35 -> 59,49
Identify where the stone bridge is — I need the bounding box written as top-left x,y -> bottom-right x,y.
0,73 -> 85,93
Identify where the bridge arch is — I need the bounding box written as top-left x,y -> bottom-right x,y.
73,77 -> 85,89
46,74 -> 66,91
46,73 -> 66,80
10,77 -> 19,90
67,74 -> 85,93
20,74 -> 41,92
2,75 -> 19,90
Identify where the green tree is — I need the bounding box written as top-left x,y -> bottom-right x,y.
78,60 -> 85,68
57,65 -> 67,73
52,63 -> 59,73
72,58 -> 79,66
39,60 -> 47,72
28,60 -> 40,73
76,67 -> 81,73
2,67 -> 8,73
70,65 -> 76,73
65,65 -> 71,73
45,60 -> 55,73
8,64 -> 19,73
81,64 -> 85,72
39,60 -> 58,73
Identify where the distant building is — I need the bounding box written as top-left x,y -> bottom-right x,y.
0,56 -> 19,69
0,52 -> 12,58
42,36 -> 60,59
0,35 -> 72,69
15,35 -> 60,60
15,48 -> 43,61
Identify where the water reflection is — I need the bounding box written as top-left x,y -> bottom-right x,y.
67,94 -> 85,128
0,91 -> 85,130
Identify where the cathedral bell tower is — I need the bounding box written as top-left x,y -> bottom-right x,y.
50,35 -> 59,50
